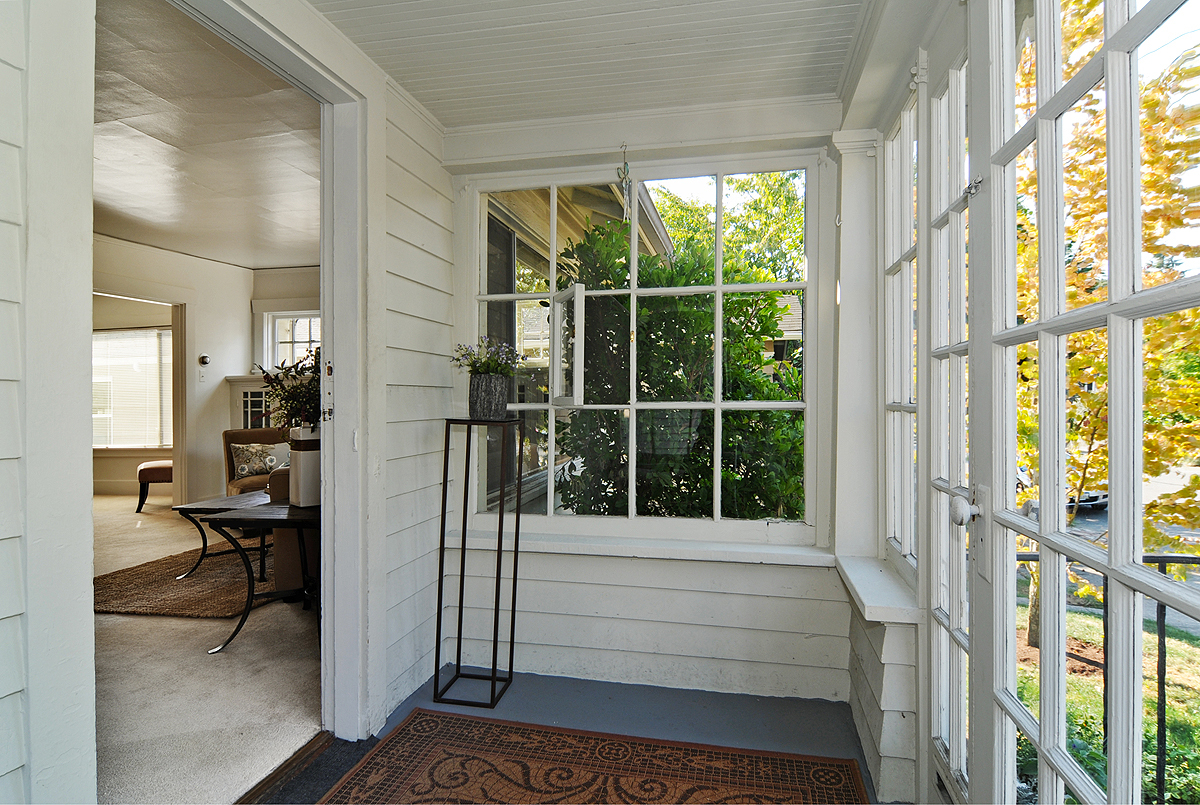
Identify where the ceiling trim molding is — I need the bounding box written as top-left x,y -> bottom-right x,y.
444,95 -> 842,175
831,128 -> 881,158
836,0 -> 888,111
384,79 -> 445,139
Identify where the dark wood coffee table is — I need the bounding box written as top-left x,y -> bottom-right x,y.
201,502 -> 321,654
173,491 -> 272,581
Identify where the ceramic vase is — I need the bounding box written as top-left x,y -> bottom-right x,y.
289,426 -> 321,507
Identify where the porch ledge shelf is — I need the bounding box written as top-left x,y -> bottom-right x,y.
836,556 -> 923,624
452,530 -> 837,567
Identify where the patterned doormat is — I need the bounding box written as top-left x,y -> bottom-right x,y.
94,546 -> 275,618
320,709 -> 869,804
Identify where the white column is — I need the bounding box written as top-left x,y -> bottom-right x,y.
830,130 -> 882,558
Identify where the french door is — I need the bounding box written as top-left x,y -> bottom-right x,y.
937,0 -> 1200,802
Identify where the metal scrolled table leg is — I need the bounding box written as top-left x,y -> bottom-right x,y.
177,512 -> 211,580
207,523 -> 256,654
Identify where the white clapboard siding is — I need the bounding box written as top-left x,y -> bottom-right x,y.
382,82 -> 457,716
433,549 -> 854,700
847,606 -> 916,803
0,1 -> 26,796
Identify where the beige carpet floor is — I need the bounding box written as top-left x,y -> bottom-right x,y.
95,493 -> 321,804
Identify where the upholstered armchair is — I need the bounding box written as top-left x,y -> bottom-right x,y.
223,427 -> 289,497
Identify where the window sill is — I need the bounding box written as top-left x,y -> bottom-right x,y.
836,555 -> 922,624
92,446 -> 172,456
452,528 -> 837,568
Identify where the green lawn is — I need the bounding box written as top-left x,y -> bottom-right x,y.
1013,604 -> 1200,802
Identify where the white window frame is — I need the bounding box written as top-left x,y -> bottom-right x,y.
250,297 -> 321,370
465,154 -> 824,545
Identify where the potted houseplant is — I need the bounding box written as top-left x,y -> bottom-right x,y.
257,348 -> 321,506
450,337 -> 524,420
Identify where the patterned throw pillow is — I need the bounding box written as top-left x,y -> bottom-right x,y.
231,442 -> 291,479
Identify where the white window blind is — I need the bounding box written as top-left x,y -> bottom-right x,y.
92,328 -> 172,448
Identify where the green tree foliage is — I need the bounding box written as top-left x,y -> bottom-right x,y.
553,172 -> 805,519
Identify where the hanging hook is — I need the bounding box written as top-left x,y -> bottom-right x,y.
617,142 -> 632,222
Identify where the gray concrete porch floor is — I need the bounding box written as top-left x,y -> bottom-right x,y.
379,671 -> 880,803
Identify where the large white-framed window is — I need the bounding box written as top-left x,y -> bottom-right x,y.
270,312 -> 321,367
969,0 -> 1200,802
92,327 -> 173,448
473,157 -> 817,541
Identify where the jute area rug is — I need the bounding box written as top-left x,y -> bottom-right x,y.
94,546 -> 275,619
320,709 -> 869,804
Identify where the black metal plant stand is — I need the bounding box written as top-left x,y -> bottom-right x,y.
434,417 -> 523,708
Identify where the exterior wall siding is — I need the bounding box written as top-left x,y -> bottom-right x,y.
440,552 -> 853,701
381,84 -> 456,712
847,606 -> 917,802
0,1 -> 28,796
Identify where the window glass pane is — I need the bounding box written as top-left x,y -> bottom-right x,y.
1064,559 -> 1107,793
1141,307 -> 1200,558
1016,1 -> 1038,130
583,295 -> 631,405
637,294 -> 713,402
1142,592 -> 1200,805
484,301 -> 549,404
489,189 -> 552,294
722,171 -> 805,283
723,292 -> 802,402
484,411 -> 548,515
92,329 -> 172,448
1139,3 -> 1200,287
1061,0 -> 1104,85
1016,533 -> 1042,723
1063,81 -> 1108,311
636,409 -> 713,517
887,410 -> 916,550
1016,342 -> 1040,513
641,176 -> 716,288
1016,143 -> 1040,326
721,410 -> 804,521
1066,327 -> 1109,540
953,354 -> 970,487
554,409 -> 628,515
557,185 -> 630,290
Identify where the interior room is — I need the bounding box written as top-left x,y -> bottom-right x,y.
6,0 -> 1200,803
89,0 -> 325,799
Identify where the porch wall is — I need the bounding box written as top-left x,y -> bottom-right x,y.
444,552 -> 853,701
0,3 -> 27,797
847,606 -> 918,802
381,84 -> 457,711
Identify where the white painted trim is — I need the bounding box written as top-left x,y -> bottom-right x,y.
836,556 -> 923,623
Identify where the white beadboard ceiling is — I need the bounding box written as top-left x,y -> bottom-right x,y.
309,0 -> 872,129
94,0 -> 321,269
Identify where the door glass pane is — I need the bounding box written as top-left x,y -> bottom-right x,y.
1142,592 -> 1200,805
1016,143 -> 1040,326
1016,533 -> 1043,722
554,409 -> 628,515
557,184 -> 630,290
488,191 -> 552,293
1139,2 -> 1200,288
722,410 -> 804,521
723,292 -> 803,402
722,171 -> 806,283
1141,307 -> 1200,557
1016,723 -> 1040,804
1015,342 -> 1040,514
637,294 -> 714,401
641,176 -> 716,288
1061,0 -> 1104,85
1063,81 -> 1108,311
636,409 -> 713,517
1064,560 -> 1108,793
1065,328 -> 1109,544
1016,0 -> 1038,129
